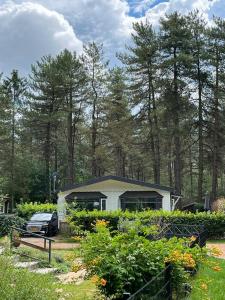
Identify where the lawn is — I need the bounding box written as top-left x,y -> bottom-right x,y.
189,257 -> 225,300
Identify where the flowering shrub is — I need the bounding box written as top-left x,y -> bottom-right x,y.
80,220 -> 206,298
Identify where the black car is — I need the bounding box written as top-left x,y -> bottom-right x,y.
25,212 -> 58,236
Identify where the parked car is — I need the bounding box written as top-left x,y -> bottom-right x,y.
25,212 -> 58,236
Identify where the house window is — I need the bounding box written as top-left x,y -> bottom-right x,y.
65,192 -> 107,211
74,199 -> 101,211
120,191 -> 163,211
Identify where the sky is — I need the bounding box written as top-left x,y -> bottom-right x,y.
0,0 -> 224,74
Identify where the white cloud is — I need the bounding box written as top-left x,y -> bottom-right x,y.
0,2 -> 82,73
0,0 -> 225,73
4,0 -> 136,62
144,0 -> 220,26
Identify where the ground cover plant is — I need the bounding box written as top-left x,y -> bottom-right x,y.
0,254 -> 97,300
79,220 -> 206,299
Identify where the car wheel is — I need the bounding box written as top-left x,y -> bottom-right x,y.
45,228 -> 53,237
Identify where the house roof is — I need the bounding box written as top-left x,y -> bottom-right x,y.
61,175 -> 174,192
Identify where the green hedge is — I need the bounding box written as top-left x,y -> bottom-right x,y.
16,202 -> 57,220
69,210 -> 225,238
0,214 -> 25,237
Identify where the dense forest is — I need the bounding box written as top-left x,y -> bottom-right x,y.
1,11 -> 225,207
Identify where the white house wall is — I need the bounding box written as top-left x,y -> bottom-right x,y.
57,179 -> 172,222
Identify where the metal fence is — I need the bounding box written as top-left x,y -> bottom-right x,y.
10,226 -> 55,264
158,223 -> 207,247
123,263 -> 172,300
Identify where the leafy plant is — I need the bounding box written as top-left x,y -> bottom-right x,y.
16,202 -> 57,220
80,220 -> 206,298
0,215 -> 24,237
69,209 -> 225,238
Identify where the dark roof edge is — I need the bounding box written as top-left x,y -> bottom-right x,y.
61,175 -> 174,193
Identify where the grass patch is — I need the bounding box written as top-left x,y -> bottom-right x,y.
0,255 -> 97,300
189,257 -> 225,300
207,239 -> 225,244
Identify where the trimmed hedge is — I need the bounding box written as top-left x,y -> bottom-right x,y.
69,210 -> 225,238
16,202 -> 57,220
0,214 -> 25,237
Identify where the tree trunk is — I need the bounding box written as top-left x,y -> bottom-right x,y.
211,52 -> 219,203
197,58 -> 204,203
45,121 -> 51,201
67,88 -> 74,185
151,81 -> 160,184
10,91 -> 15,211
91,61 -> 98,177
173,47 -> 182,195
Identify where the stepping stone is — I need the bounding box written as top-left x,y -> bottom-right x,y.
14,261 -> 39,270
56,269 -> 87,284
31,267 -> 58,274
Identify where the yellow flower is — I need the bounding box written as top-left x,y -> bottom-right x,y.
71,262 -> 83,272
200,283 -> 208,290
95,219 -> 109,227
91,275 -> 100,284
90,257 -> 101,266
100,278 -> 107,286
72,236 -> 83,242
210,246 -> 222,257
212,265 -> 222,272
190,236 -> 197,242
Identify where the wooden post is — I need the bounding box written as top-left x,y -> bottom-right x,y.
165,262 -> 172,300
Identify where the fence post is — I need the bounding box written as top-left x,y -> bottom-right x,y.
165,262 -> 172,300
48,240 -> 52,264
9,228 -> 13,251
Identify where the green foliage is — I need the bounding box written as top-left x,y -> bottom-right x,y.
81,221 -> 205,298
0,214 -> 24,237
0,256 -> 57,300
69,209 -> 225,238
16,202 -> 57,220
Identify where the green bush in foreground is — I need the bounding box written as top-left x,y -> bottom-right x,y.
16,202 -> 57,219
0,214 -> 24,237
80,220 -> 206,299
69,209 -> 225,238
0,256 -> 57,300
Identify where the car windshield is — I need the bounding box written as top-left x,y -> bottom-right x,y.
30,213 -> 52,221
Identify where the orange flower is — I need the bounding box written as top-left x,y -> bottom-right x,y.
212,265 -> 222,272
100,278 -> 107,286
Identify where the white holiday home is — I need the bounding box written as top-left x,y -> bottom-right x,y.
57,176 -> 176,223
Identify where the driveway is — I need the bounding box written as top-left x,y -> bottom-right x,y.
20,237 -> 79,250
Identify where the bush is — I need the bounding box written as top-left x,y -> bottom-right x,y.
80,220 -> 206,298
69,209 -> 225,238
0,214 -> 24,237
16,202 -> 57,220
